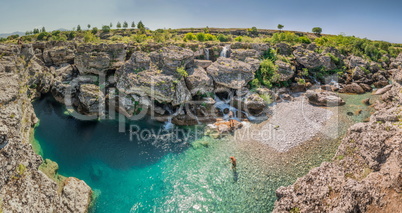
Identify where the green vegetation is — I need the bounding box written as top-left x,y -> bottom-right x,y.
102,25 -> 111,33
277,24 -> 284,30
176,66 -> 188,78
312,27 -> 322,35
77,25 -> 82,32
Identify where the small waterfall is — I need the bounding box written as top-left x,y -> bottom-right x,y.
214,96 -> 238,121
329,79 -> 340,89
220,45 -> 230,58
204,48 -> 210,60
163,106 -> 175,130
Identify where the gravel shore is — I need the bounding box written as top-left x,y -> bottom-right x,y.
236,95 -> 337,152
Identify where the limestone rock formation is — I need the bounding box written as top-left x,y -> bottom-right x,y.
75,43 -> 126,75
305,90 -> 345,106
185,66 -> 214,96
273,74 -> 402,213
207,57 -> 258,89
339,83 -> 365,94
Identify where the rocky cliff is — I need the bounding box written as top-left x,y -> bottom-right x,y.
0,39 -> 400,212
273,70 -> 402,212
0,44 -> 92,212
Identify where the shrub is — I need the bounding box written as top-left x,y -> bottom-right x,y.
102,25 -> 111,33
176,66 -> 188,78
68,31 -> 76,40
37,32 -> 50,41
234,36 -> 243,42
271,32 -> 300,44
83,31 -> 99,43
91,27 -> 98,34
183,33 -> 196,41
205,33 -> 216,41
131,34 -> 147,43
217,34 -> 229,42
262,48 -> 277,60
298,36 -> 311,44
196,33 -> 206,42
253,59 -> 279,88
7,34 -> 20,40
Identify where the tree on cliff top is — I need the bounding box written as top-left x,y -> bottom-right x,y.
116,22 -> 122,29
137,21 -> 146,34
312,27 -> 322,35
131,21 -> 136,29
77,25 -> 82,32
123,21 -> 128,29
277,24 -> 284,31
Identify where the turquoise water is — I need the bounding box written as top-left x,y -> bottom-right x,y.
32,94 -> 373,212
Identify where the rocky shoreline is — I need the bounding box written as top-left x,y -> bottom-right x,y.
0,39 -> 401,212
273,71 -> 402,212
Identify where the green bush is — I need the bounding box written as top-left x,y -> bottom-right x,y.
298,36 -> 311,44
196,33 -> 206,42
102,25 -> 111,33
253,59 -> 279,88
176,66 -> 188,78
271,32 -> 300,44
205,33 -> 216,41
131,34 -> 147,43
91,27 -> 98,34
83,31 -> 99,43
37,32 -> 50,41
183,33 -> 196,41
234,36 -> 243,42
217,34 -> 230,42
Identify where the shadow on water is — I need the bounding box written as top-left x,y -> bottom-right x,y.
32,95 -> 193,171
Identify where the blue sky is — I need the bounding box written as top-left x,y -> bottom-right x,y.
1,0 -> 401,43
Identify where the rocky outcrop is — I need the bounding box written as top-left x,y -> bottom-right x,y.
273,73 -> 402,213
0,45 -> 92,213
149,46 -> 194,72
275,60 -> 295,81
207,57 -> 258,89
305,90 -> 345,106
339,83 -> 365,94
75,43 -> 126,75
78,84 -> 105,116
185,66 -> 214,95
293,47 -> 336,70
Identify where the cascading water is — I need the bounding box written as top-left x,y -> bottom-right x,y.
214,96 -> 238,120
329,79 -> 341,89
204,48 -> 210,60
220,45 -> 230,58
163,106 -> 175,130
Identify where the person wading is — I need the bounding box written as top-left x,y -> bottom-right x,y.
230,156 -> 238,182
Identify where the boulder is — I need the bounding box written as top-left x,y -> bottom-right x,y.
194,59 -> 213,69
233,93 -> 267,115
275,43 -> 292,56
346,55 -> 368,69
275,60 -> 295,81
305,90 -> 345,106
393,69 -> 402,84
293,47 -> 335,70
185,66 -> 214,96
78,84 -> 105,116
374,85 -> 392,95
61,177 -> 92,213
293,47 -> 322,69
75,43 -> 126,75
230,49 -> 260,61
206,57 -> 258,89
116,69 -> 191,106
43,46 -> 75,66
150,46 -> 194,72
359,83 -> 372,92
339,83 -> 365,94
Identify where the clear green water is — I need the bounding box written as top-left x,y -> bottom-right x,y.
32,93 -> 374,213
